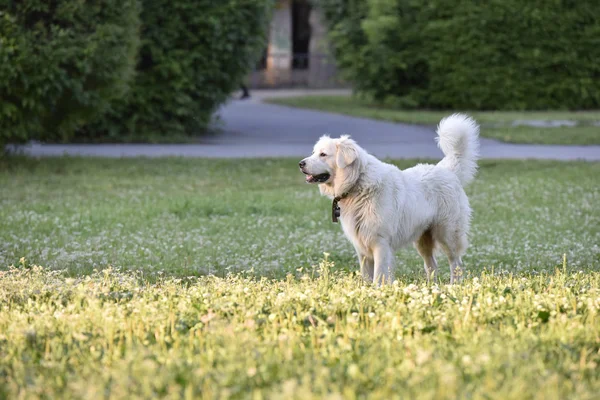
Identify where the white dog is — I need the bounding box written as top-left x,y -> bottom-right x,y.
299,114 -> 480,284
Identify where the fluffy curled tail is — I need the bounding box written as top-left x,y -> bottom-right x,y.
436,113 -> 480,186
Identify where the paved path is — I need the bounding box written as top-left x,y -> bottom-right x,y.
13,90 -> 600,161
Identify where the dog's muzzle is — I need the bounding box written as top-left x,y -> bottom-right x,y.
299,160 -> 330,183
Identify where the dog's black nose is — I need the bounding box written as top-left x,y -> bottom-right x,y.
299,160 -> 306,168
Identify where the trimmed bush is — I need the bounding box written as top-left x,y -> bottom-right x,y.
318,0 -> 600,110
0,0 -> 141,146
80,0 -> 273,141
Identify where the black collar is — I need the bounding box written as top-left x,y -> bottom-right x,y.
331,192 -> 349,223
330,172 -> 364,223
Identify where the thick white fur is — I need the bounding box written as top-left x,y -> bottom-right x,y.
299,113 -> 480,284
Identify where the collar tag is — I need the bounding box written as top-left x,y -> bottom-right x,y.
331,193 -> 348,223
332,199 -> 341,223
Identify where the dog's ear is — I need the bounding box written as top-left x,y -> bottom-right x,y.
336,136 -> 358,169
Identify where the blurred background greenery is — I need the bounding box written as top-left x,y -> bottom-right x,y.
0,0 -> 273,145
1,0 -> 598,147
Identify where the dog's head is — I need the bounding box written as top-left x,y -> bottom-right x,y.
298,135 -> 359,185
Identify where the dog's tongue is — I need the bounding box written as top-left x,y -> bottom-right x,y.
305,175 -> 313,183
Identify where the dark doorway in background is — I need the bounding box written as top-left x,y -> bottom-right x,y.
291,0 -> 311,70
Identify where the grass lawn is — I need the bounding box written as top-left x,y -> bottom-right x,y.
265,95 -> 600,146
1,157 -> 599,398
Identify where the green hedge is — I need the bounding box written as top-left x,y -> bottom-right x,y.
318,0 -> 600,110
0,0 -> 141,145
1,0 -> 272,147
80,0 -> 273,142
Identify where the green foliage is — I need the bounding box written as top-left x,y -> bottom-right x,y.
80,0 -> 273,141
0,0 -> 141,146
317,0 -> 600,110
0,0 -> 272,146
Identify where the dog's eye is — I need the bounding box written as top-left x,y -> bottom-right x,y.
319,152 -> 327,157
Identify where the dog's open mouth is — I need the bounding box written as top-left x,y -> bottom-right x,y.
305,173 -> 330,183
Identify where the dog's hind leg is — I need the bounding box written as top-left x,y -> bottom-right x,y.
448,256 -> 464,284
437,231 -> 468,284
373,241 -> 394,285
415,229 -> 439,283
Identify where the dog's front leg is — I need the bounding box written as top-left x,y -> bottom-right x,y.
373,242 -> 394,285
357,252 -> 374,282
